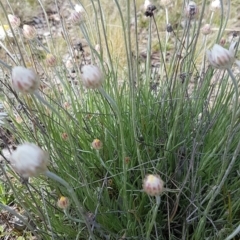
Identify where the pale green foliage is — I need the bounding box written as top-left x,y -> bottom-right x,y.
0,0 -> 240,239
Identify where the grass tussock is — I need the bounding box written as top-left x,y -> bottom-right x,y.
0,0 -> 240,239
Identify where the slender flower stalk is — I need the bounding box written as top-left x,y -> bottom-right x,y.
227,68 -> 239,127
0,49 -> 14,68
33,92 -> 66,124
143,174 -> 164,239
163,7 -> 170,66
63,208 -> 84,223
206,43 -> 239,124
98,86 -> 127,211
199,24 -> 212,76
209,10 -> 215,25
165,7 -> 169,25
146,195 -> 161,239
9,143 -> 95,239
45,171 -> 95,239
146,16 -> 152,82
197,45 -> 240,237
10,66 -> 73,126
195,135 -> 240,237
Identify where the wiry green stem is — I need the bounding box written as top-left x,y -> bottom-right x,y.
98,87 -> 128,212
195,68 -> 239,237
45,171 -> 95,240
146,196 -> 161,239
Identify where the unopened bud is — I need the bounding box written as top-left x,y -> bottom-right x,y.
61,132 -> 68,140
57,196 -> 70,209
45,54 -> 57,67
91,139 -> 103,150
166,23 -> 173,33
23,24 -> 37,39
143,174 -> 164,196
70,11 -> 82,24
185,1 -> 198,19
201,24 -> 211,35
207,43 -> 236,69
8,14 -> 20,29
219,38 -> 226,46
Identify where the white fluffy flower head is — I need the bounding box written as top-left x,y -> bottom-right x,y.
210,0 -> 221,12
143,174 -> 164,196
74,4 -> 84,13
81,65 -> 103,89
12,66 -> 40,94
144,0 -> 152,10
70,4 -> 85,24
10,143 -> 49,178
207,43 -> 236,69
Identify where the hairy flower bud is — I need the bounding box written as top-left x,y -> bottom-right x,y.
81,65 -> 103,89
92,139 -> 103,150
70,11 -> 82,24
219,38 -> 226,46
23,24 -> 37,39
11,66 -> 40,94
8,14 -> 20,29
10,143 -> 49,178
61,132 -> 68,140
185,1 -> 198,19
143,174 -> 164,196
70,4 -> 85,24
206,43 -> 236,69
201,24 -> 211,35
57,196 -> 70,209
45,53 -> 57,67
166,23 -> 173,33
